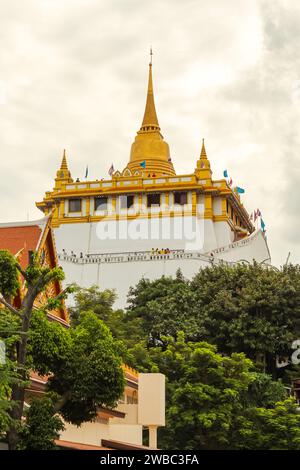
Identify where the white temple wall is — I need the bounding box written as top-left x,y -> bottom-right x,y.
54,216 -> 207,255
59,255 -> 211,308
214,221 -> 234,247
214,230 -> 271,264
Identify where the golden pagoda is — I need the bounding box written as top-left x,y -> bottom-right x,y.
126,56 -> 175,177
36,53 -> 271,309
37,56 -> 253,232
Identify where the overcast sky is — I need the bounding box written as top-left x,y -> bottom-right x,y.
0,0 -> 299,266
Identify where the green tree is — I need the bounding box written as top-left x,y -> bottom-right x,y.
70,285 -> 145,349
191,263 -> 300,374
0,362 -> 18,437
0,250 -> 69,449
0,251 -> 124,449
241,399 -> 300,450
0,309 -> 27,438
128,333 -> 297,450
28,310 -> 125,425
131,334 -> 258,449
18,396 -> 64,450
127,272 -> 202,346
125,263 -> 300,374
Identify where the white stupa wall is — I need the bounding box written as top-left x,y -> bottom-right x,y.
213,230 -> 271,264
58,254 -> 213,308
54,216 -> 211,255
54,216 -> 271,309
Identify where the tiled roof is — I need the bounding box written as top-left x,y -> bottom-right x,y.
0,224 -> 42,269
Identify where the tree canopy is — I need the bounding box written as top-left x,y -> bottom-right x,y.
0,250 -> 125,449
70,263 -> 300,450
124,264 -> 300,375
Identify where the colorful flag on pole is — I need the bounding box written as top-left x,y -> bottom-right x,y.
108,163 -> 114,176
85,166 -> 88,179
254,210 -> 257,222
236,186 -> 245,194
223,170 -> 228,178
140,160 -> 146,169
261,218 -> 266,231
228,178 -> 233,186
257,208 -> 261,217
250,212 -> 253,221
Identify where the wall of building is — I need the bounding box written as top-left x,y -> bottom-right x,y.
59,253 -> 212,308
60,419 -> 143,447
213,230 -> 271,264
54,216 -> 208,255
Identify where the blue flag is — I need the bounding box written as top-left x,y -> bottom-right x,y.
236,186 -> 245,194
261,219 -> 266,231
140,160 -> 146,169
223,170 -> 228,178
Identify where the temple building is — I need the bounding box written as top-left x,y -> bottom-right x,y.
36,58 -> 271,308
0,216 -> 68,324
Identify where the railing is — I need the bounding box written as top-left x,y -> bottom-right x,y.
58,249 -> 232,266
210,229 -> 262,256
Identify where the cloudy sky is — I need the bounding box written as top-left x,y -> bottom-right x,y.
0,0 -> 299,266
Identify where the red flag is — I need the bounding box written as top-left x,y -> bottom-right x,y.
257,208 -> 261,217
228,178 -> 233,186
254,210 -> 257,222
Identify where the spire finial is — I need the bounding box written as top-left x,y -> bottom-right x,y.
140,51 -> 160,131
200,138 -> 207,159
60,148 -> 68,170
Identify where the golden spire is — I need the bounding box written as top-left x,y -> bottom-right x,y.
200,139 -> 207,159
140,50 -> 160,131
55,149 -> 73,188
127,52 -> 175,177
60,149 -> 68,170
195,138 -> 212,180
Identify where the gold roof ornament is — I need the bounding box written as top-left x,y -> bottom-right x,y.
60,149 -> 69,171
140,49 -> 160,132
127,50 -> 175,177
55,149 -> 73,189
200,139 -> 207,159
195,139 -> 212,180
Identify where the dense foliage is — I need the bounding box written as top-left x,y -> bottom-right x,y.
2,253 -> 300,450
71,263 -> 300,450
0,250 -> 125,449
18,397 -> 65,450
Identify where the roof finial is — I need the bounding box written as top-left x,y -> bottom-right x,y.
60,148 -> 68,170
200,138 -> 207,159
140,50 -> 160,131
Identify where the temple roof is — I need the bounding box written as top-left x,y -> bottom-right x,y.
0,218 -> 48,269
127,56 -> 175,177
0,216 -> 68,322
140,63 -> 160,131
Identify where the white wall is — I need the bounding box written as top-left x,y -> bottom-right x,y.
54,220 -> 271,309
60,420 -> 143,446
214,221 -> 233,247
59,255 -> 212,308
54,216 -> 207,255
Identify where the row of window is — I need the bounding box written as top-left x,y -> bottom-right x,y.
68,192 -> 189,213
